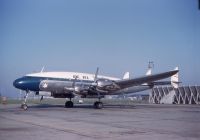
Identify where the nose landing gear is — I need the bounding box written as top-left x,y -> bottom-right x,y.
21,103 -> 28,110
21,91 -> 29,110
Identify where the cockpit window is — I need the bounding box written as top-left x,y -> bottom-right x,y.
23,76 -> 33,79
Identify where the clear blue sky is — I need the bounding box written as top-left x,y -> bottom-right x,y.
0,0 -> 200,97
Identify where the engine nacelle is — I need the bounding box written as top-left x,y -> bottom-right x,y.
96,79 -> 119,91
96,79 -> 113,88
74,86 -> 89,93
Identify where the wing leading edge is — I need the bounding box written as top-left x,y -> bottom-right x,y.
115,69 -> 179,89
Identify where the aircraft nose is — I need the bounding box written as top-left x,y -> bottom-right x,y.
13,78 -> 24,89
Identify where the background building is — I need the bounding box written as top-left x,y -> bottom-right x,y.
149,86 -> 200,104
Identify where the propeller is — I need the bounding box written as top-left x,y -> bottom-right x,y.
94,67 -> 99,82
40,96 -> 43,102
72,77 -> 81,95
40,66 -> 45,73
72,77 -> 77,88
91,67 -> 99,86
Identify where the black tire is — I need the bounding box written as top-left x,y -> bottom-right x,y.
93,102 -> 97,108
65,101 -> 74,108
21,104 -> 28,110
94,101 -> 103,109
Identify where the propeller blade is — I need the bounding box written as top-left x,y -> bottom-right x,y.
94,67 -> 99,82
40,96 -> 43,102
72,77 -> 77,88
40,66 -> 45,73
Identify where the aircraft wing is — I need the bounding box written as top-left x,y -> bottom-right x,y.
115,69 -> 179,89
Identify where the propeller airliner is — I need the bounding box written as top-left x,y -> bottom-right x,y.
13,67 -> 179,110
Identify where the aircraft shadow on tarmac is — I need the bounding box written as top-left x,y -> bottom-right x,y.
27,104 -> 136,109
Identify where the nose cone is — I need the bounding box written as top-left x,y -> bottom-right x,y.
13,77 -> 40,91
13,78 -> 24,89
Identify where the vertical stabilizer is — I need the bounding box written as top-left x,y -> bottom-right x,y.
171,67 -> 179,88
146,69 -> 152,76
123,72 -> 130,79
146,61 -> 153,75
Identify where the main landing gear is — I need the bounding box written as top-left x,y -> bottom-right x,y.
93,97 -> 103,109
65,98 -> 74,108
64,97 -> 103,109
93,101 -> 103,109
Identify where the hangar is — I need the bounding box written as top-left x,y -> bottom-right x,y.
149,86 -> 200,104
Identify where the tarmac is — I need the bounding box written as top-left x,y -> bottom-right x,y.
0,103 -> 200,140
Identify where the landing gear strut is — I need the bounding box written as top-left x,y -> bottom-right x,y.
21,91 -> 29,110
65,98 -> 74,108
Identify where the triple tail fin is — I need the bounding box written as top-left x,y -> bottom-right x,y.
123,72 -> 130,79
146,68 -> 152,76
171,67 -> 179,88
